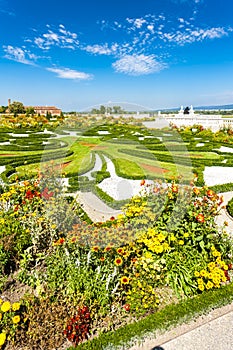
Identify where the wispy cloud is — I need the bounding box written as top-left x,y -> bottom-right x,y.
112,54 -> 167,76
46,67 -> 93,80
3,45 -> 38,65
34,24 -> 79,50
84,44 -> 113,55
160,27 -> 230,45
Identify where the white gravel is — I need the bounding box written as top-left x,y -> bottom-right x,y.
204,166 -> 233,186
97,156 -> 154,200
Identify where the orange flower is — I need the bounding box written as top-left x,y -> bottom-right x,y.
100,257 -> 105,262
206,189 -> 215,199
140,179 -> 146,186
193,187 -> 200,195
196,213 -> 205,223
171,184 -> 178,193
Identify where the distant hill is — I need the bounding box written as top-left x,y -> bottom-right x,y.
194,104 -> 233,110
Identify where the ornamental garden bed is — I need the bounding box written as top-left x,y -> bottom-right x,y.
0,120 -> 233,349
0,166 -> 233,349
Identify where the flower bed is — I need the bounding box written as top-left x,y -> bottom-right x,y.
0,166 -> 233,349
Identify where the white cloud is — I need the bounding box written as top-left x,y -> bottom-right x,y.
46,67 -> 93,80
34,24 -> 79,50
112,54 -> 167,76
84,44 -> 112,55
3,45 -> 37,65
160,27 -> 229,45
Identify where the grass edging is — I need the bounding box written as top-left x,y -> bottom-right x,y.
69,282 -> 233,350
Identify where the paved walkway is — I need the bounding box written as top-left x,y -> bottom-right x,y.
215,191 -> 233,234
129,302 -> 233,350
73,191 -> 122,222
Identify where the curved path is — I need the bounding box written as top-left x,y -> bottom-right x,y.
215,191 -> 233,235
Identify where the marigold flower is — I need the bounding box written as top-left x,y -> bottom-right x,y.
12,315 -> 20,324
178,240 -> 184,245
1,301 -> 11,312
100,257 -> 105,262
193,187 -> 200,195
121,276 -> 130,284
140,179 -> 146,186
114,257 -> 123,266
194,271 -> 200,277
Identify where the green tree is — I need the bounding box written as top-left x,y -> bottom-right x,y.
8,101 -> 25,116
99,105 -> 106,114
0,105 -> 7,113
25,107 -> 35,116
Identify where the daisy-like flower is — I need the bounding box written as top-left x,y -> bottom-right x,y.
196,213 -> 205,223
117,248 -> 124,255
91,246 -> 99,252
114,257 -> 123,266
121,276 -> 129,284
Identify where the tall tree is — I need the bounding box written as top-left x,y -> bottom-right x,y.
8,101 -> 25,116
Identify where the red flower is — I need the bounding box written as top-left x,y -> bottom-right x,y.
110,216 -> 115,221
41,187 -> 54,200
123,304 -> 130,311
196,213 -> 205,223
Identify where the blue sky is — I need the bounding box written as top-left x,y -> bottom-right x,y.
1,0 -> 233,111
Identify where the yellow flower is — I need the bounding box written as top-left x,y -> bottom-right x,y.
0,313 -> 2,320
200,269 -> 208,278
114,257 -> 123,266
12,302 -> 20,311
0,332 -> 6,346
183,232 -> 189,238
178,240 -> 184,245
157,233 -> 165,242
194,271 -> 200,277
121,276 -> 130,285
208,262 -> 215,271
198,284 -> 205,291
12,315 -> 20,324
1,301 -> 11,312
206,281 -> 214,290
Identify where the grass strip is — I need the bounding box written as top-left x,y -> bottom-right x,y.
70,282 -> 233,350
